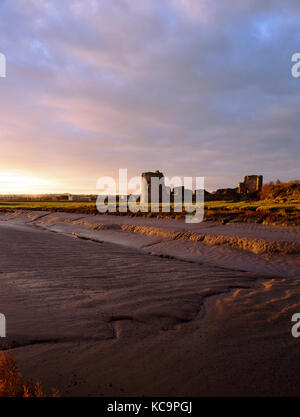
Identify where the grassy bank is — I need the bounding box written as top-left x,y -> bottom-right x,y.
0,199 -> 299,225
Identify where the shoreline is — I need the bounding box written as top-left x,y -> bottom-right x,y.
0,198 -> 299,226
1,210 -> 299,279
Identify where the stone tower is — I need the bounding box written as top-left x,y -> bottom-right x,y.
141,170 -> 165,204
238,175 -> 263,195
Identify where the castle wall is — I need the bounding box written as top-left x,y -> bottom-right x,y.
238,175 -> 263,195
141,171 -> 165,204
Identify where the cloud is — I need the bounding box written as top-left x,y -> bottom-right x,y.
0,0 -> 299,192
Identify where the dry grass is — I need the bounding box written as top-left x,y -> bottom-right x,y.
0,347 -> 59,397
259,180 -> 300,201
0,195 -> 299,225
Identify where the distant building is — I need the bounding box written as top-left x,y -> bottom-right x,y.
238,175 -> 263,195
138,172 -> 263,204
141,170 -> 167,204
173,186 -> 193,203
68,195 -> 93,202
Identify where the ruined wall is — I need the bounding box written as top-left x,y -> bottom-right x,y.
141,170 -> 165,204
238,175 -> 263,195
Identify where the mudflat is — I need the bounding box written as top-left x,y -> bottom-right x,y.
0,211 -> 300,396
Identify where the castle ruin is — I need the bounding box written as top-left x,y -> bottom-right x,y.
238,175 -> 263,195
141,170 -> 166,204
140,172 -> 263,203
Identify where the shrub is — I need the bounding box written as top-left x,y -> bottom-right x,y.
260,180 -> 300,201
0,347 -> 59,397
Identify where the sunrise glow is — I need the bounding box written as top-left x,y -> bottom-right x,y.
0,171 -> 56,194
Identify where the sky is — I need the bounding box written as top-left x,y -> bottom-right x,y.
0,0 -> 300,194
